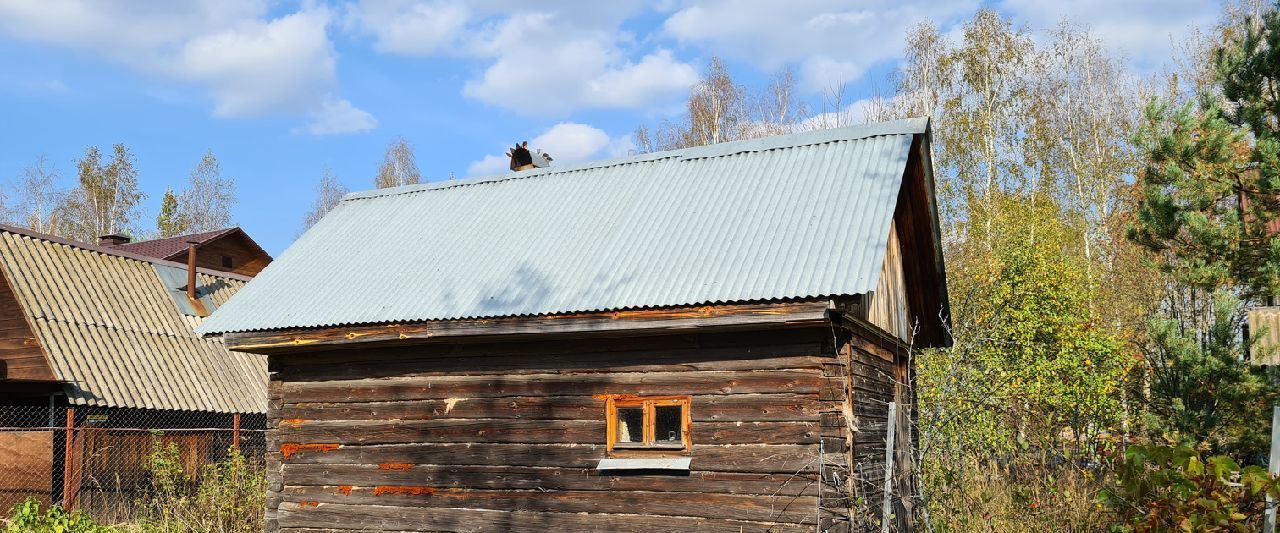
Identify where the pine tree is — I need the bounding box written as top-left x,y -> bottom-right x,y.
156,188 -> 190,238
1128,4 -> 1280,459
1130,7 -> 1280,300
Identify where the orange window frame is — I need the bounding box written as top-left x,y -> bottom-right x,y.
604,396 -> 692,456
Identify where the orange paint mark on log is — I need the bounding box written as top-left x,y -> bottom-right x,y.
374,486 -> 437,497
337,486 -> 352,496
280,419 -> 306,426
297,501 -> 319,508
378,463 -> 414,470
280,443 -> 340,460
594,393 -> 686,402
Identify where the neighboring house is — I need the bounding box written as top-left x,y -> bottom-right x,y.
199,118 -> 951,532
103,227 -> 273,277
0,225 -> 267,512
1251,306 -> 1280,364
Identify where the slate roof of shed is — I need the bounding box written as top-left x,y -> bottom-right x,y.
199,118 -> 932,335
0,226 -> 267,413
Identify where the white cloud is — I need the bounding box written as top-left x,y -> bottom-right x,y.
468,17 -> 696,114
797,98 -> 876,131
998,0 -> 1219,70
300,98 -> 379,136
178,8 -> 336,117
467,122 -> 629,176
344,0 -> 470,55
662,0 -> 978,91
0,0 -> 374,134
345,2 -> 696,114
0,0 -> 266,60
529,123 -> 612,163
464,43 -> 696,114
606,135 -> 637,158
467,154 -> 509,176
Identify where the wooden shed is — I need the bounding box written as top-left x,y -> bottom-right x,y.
0,225 -> 267,515
105,226 -> 274,277
201,118 -> 950,532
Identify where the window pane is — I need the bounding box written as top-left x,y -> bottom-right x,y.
616,407 -> 644,443
654,405 -> 682,443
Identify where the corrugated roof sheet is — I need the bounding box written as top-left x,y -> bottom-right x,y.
199,118 -> 929,334
1250,306 -> 1280,365
0,228 -> 267,413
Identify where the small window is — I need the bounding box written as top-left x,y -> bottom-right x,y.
605,396 -> 691,455
221,255 -> 234,269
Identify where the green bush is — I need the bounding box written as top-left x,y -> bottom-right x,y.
132,441 -> 266,533
1099,443 -> 1280,531
3,498 -> 116,533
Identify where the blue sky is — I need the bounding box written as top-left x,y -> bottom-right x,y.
0,0 -> 1221,255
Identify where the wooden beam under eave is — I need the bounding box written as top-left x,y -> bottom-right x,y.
221,300 -> 835,354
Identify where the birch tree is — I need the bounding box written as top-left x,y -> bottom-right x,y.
302,169 -> 349,230
374,138 -> 422,189
12,156 -> 65,234
59,144 -> 145,241
178,150 -> 236,232
634,58 -> 805,152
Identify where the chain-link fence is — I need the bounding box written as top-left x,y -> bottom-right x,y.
0,404 -> 265,523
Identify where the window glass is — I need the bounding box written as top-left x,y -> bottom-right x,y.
654,405 -> 682,444
616,407 -> 644,443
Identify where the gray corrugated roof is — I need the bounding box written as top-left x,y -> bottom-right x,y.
199,118 -> 929,334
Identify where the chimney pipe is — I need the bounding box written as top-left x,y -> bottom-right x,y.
97,234 -> 130,247
185,241 -> 208,317
507,141 -> 553,172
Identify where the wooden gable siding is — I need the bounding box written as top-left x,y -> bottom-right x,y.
889,134 -> 949,348
263,327 -> 858,532
0,266 -> 54,382
190,233 -> 270,277
867,223 -> 911,343
841,134 -> 949,350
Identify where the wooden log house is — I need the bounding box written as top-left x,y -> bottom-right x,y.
200,118 -> 951,532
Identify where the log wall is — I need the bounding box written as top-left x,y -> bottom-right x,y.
0,265 -> 53,381
844,323 -> 917,531
263,326 -> 870,532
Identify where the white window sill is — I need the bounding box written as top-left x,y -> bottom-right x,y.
596,457 -> 692,471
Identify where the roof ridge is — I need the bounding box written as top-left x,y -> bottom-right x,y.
344,117 -> 930,203
0,224 -> 253,282
131,227 -> 239,242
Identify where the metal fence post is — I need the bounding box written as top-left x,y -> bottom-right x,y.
61,407 -> 74,509
232,413 -> 241,452
881,401 -> 897,533
1265,405 -> 1280,533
